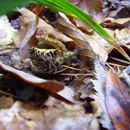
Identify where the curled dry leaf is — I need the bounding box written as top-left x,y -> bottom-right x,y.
103,17 -> 130,25
105,69 -> 130,130
99,18 -> 130,48
14,10 -> 38,49
57,13 -> 108,62
17,8 -> 75,48
100,17 -> 130,45
0,61 -> 63,93
101,18 -> 130,30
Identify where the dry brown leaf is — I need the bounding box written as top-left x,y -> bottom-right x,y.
57,13 -> 108,62
0,61 -> 63,93
99,17 -> 130,46
101,19 -> 130,30
100,17 -> 130,45
105,69 -> 130,130
0,62 -> 75,104
101,17 -> 130,26
17,8 -> 75,46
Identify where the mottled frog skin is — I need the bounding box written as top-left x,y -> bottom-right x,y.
29,47 -> 79,74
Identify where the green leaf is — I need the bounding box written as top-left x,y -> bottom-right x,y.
0,0 -> 129,60
0,0 -> 31,14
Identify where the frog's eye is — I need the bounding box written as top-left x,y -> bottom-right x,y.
29,47 -> 34,54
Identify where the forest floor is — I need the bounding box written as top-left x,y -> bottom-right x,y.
0,0 -> 130,130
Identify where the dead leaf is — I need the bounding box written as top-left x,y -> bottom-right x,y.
0,16 -> 17,46
68,0 -> 103,34
0,61 -> 64,93
18,8 -> 75,46
69,0 -> 103,20
101,19 -> 130,30
0,62 -> 76,104
92,61 -> 112,129
57,13 -> 108,62
104,0 -> 130,18
0,100 -> 100,130
105,69 -> 130,130
14,12 -> 38,49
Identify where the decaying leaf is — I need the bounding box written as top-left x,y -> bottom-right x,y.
57,13 -> 108,62
105,69 -> 130,130
92,61 -> 112,129
103,0 -> 130,18
0,1 -> 130,130
0,16 -> 17,45
0,100 -> 100,130
17,8 -> 75,47
0,61 -> 64,93
100,17 -> 130,45
69,0 -> 103,21
14,11 -> 38,49
101,17 -> 130,30
69,0 -> 103,33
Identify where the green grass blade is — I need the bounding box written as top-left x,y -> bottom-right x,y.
0,0 -> 31,15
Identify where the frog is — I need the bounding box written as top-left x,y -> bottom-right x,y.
29,34 -> 80,75
29,46 -> 80,75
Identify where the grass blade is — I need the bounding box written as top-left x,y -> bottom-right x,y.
0,0 -> 31,14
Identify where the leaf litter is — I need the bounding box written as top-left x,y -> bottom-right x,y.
0,1 -> 130,130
